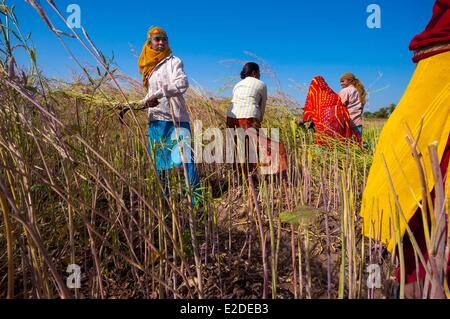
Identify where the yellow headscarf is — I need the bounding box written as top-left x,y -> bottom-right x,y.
138,26 -> 172,87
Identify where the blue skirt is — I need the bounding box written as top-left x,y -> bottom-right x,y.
148,120 -> 201,199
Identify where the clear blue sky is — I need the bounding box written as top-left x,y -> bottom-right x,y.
11,0 -> 436,111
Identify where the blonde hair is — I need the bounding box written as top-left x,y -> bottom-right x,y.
341,73 -> 367,106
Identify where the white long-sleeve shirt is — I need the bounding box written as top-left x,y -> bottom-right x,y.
227,77 -> 268,121
144,55 -> 190,123
339,85 -> 364,127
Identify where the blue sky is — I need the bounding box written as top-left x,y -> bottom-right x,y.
11,0 -> 435,111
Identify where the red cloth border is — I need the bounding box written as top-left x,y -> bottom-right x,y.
409,0 -> 450,62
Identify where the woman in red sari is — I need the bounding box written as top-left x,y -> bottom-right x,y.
302,76 -> 360,145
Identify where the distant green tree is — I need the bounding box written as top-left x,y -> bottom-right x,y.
363,103 -> 397,119
388,103 -> 396,116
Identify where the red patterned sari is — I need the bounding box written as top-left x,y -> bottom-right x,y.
303,76 -> 361,145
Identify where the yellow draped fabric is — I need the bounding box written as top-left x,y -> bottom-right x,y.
360,51 -> 450,252
138,42 -> 172,87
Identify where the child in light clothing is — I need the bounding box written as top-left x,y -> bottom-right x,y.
338,73 -> 367,137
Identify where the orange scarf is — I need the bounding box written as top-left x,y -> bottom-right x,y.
138,42 -> 172,87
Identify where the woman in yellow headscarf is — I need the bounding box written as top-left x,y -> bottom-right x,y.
360,0 -> 450,298
138,26 -> 201,204
138,26 -> 172,88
